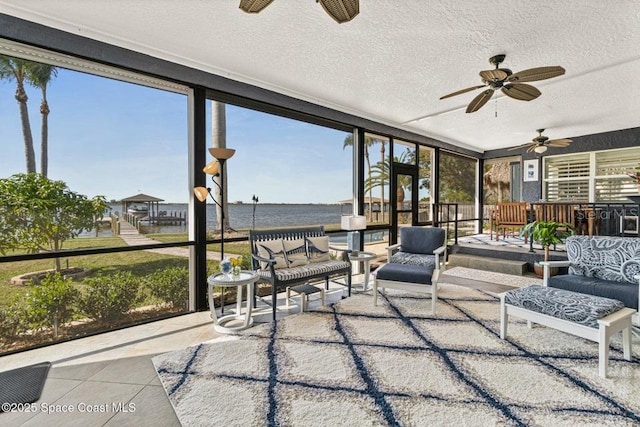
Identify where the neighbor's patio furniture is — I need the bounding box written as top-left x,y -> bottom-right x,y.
207,270 -> 259,334
249,226 -> 351,321
372,226 -> 447,313
500,285 -> 634,378
348,251 -> 377,291
494,202 -> 529,242
541,235 -> 640,327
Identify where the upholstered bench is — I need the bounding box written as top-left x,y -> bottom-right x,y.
500,285 -> 635,378
373,263 -> 439,313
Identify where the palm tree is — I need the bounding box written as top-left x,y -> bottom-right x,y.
26,63 -> 57,178
343,134 -> 387,220
0,55 -> 36,173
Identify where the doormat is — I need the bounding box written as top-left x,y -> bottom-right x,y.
0,361 -> 51,411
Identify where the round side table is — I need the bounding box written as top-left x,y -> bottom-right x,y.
348,251 -> 377,291
207,270 -> 259,334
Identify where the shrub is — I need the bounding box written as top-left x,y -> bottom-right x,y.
79,271 -> 142,322
26,272 -> 80,337
144,267 -> 189,310
0,298 -> 30,341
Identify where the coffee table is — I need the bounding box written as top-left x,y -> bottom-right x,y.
207,270 -> 259,334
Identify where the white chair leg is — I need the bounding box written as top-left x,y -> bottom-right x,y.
373,276 -> 378,306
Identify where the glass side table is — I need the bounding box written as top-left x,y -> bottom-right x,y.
207,270 -> 259,334
348,251 -> 377,291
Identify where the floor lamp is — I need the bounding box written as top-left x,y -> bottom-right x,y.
194,147 -> 235,313
193,147 -> 236,261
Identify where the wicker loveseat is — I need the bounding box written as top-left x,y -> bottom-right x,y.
541,235 -> 640,325
249,226 -> 352,320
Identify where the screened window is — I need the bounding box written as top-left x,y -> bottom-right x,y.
543,148 -> 640,202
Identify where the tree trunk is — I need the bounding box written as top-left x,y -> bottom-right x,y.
40,96 -> 50,177
380,142 -> 386,222
211,101 -> 232,232
16,81 -> 36,173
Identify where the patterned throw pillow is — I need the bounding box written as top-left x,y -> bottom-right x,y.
306,236 -> 330,263
283,238 -> 308,267
256,239 -> 288,270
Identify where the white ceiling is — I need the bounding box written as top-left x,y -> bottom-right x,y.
2,0 -> 640,153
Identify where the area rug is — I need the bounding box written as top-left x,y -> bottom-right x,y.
0,361 -> 51,411
153,285 -> 640,426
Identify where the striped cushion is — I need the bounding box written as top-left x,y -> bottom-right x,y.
257,260 -> 350,284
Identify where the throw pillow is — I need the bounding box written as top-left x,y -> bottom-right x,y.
306,236 -> 330,263
256,239 -> 287,270
283,238 -> 308,267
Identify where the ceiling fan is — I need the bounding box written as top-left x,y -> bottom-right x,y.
507,129 -> 572,154
239,0 -> 359,23
440,54 -> 565,113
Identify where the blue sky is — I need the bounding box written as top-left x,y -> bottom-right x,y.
0,65 -> 353,204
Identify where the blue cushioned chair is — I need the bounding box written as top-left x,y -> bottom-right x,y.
373,227 -> 447,313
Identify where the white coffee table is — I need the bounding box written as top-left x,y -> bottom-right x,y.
207,270 -> 259,334
348,251 -> 377,291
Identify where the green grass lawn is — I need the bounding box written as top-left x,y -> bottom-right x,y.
0,235 -> 223,306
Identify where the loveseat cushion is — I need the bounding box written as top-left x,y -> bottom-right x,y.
256,239 -> 288,270
390,252 -> 436,269
306,236 -> 331,262
256,260 -> 350,285
547,275 -> 638,310
376,262 -> 434,285
565,235 -> 640,283
504,285 -> 625,329
399,227 -> 445,255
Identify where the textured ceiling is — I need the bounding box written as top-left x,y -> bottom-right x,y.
2,0 -> 639,153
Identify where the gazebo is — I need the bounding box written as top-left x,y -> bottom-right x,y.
119,193 -> 164,222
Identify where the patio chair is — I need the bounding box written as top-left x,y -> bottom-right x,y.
494,202 -> 529,242
373,226 -> 447,313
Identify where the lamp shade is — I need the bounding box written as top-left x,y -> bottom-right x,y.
193,186 -> 210,202
202,160 -> 220,175
341,215 -> 366,230
209,147 -> 236,160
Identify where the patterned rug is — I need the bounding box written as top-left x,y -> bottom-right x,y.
153,284 -> 640,426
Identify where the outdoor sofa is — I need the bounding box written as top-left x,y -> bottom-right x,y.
541,235 -> 640,325
249,226 -> 352,320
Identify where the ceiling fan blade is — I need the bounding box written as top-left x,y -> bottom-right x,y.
507,143 -> 533,151
239,0 -> 274,13
502,83 -> 541,101
318,0 -> 360,23
479,69 -> 508,81
439,85 -> 486,100
466,89 -> 494,113
507,66 -> 566,83
547,138 -> 572,147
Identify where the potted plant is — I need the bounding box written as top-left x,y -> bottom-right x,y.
520,220 -> 574,277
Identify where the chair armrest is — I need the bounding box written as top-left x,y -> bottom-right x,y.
539,261 -> 571,286
386,243 -> 401,262
251,253 -> 275,268
328,245 -> 349,262
433,244 -> 447,272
